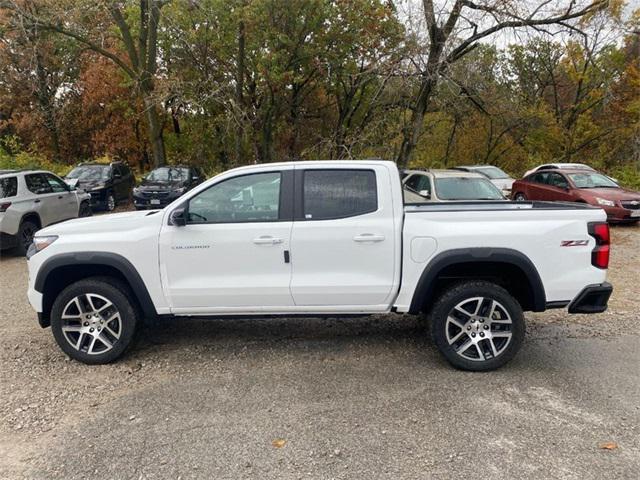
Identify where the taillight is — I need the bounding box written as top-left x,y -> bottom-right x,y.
588,222 -> 610,269
0,202 -> 11,212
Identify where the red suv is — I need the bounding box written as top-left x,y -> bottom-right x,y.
512,169 -> 640,224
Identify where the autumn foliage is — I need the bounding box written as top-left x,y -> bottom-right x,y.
0,1 -> 638,186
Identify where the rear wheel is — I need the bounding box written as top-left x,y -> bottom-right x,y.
514,192 -> 526,202
16,219 -> 38,256
50,277 -> 139,364
430,281 -> 525,371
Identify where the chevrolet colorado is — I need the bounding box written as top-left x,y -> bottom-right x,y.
26,161 -> 613,370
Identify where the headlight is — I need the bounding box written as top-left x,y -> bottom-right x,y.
595,197 -> 615,207
33,235 -> 58,253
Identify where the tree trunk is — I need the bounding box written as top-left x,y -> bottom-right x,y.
396,75 -> 436,168
33,45 -> 62,161
235,20 -> 246,166
144,97 -> 166,168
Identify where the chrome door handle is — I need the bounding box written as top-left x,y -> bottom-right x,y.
253,236 -> 283,245
353,233 -> 385,243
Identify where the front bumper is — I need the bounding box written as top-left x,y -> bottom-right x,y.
133,192 -> 180,209
601,205 -> 640,223
87,189 -> 108,209
568,282 -> 613,314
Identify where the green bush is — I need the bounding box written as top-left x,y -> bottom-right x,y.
608,165 -> 640,190
0,149 -> 71,177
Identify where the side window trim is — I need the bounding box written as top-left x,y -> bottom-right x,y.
293,168 -> 379,222
182,169 -> 293,225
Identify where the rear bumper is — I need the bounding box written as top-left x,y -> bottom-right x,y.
568,282 -> 613,314
0,232 -> 17,250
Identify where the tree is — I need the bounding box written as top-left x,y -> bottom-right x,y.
1,0 -> 169,167
394,0 -> 608,167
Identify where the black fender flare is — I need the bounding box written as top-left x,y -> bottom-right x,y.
35,251 -> 158,320
408,248 -> 546,313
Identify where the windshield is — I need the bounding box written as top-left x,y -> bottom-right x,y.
145,167 -> 189,182
435,177 -> 504,200
568,172 -> 618,188
474,166 -> 510,179
66,165 -> 110,181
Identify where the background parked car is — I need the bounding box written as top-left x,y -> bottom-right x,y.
0,169 -> 91,255
133,165 -> 204,210
402,169 -> 506,203
451,165 -> 515,197
523,162 -> 595,178
512,169 -> 640,223
65,161 -> 135,211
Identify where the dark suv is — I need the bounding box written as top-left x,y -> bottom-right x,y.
65,162 -> 135,211
132,165 -> 204,209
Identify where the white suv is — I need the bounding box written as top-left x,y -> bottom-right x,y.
0,170 -> 91,255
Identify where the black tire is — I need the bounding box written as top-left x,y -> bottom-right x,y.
430,281 -> 525,371
79,201 -> 92,217
514,192 -> 526,202
50,277 -> 139,364
105,192 -> 116,211
15,219 -> 39,256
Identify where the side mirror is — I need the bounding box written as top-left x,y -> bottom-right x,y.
169,207 -> 187,226
419,190 -> 431,199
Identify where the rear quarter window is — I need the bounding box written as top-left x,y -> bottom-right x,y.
303,169 -> 377,220
0,177 -> 18,198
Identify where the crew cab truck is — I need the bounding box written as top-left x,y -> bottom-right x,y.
26,161 -> 613,371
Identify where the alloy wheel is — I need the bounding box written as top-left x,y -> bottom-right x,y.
60,293 -> 122,355
106,194 -> 116,211
445,297 -> 513,362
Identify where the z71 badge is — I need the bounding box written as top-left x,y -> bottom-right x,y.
560,240 -> 589,247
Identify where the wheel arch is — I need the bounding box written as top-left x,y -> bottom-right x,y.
35,252 -> 158,327
21,211 -> 42,229
409,248 -> 546,314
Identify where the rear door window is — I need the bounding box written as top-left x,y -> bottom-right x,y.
25,174 -> 53,194
0,177 -> 18,198
303,169 -> 377,220
546,173 -> 569,189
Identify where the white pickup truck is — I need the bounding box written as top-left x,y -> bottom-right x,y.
26,161 -> 612,370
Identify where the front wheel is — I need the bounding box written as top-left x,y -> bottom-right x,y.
79,201 -> 92,217
514,192 -> 526,202
50,277 -> 139,364
105,192 -> 116,212
430,281 -> 525,371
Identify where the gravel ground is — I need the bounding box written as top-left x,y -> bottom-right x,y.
0,224 -> 639,479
